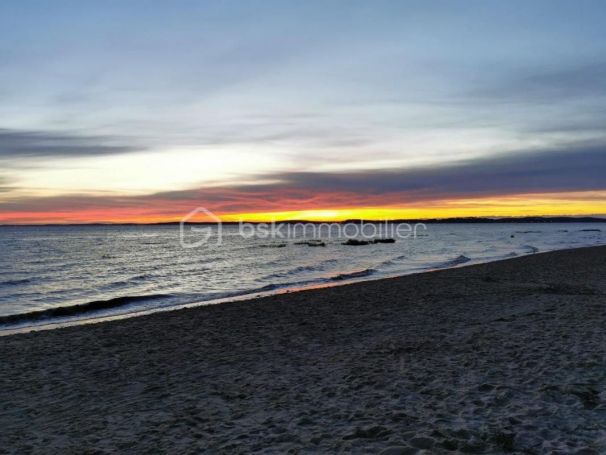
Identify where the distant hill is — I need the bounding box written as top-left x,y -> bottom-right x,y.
154,216 -> 606,225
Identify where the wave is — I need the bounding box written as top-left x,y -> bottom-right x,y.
100,273 -> 155,290
330,268 -> 376,281
515,230 -> 542,234
524,245 -> 539,253
580,229 -> 601,232
220,268 -> 377,301
195,281 -> 322,303
0,294 -> 171,326
207,284 -> 282,300
0,278 -> 32,286
261,266 -> 315,280
375,254 -> 408,268
260,259 -> 338,280
435,254 -> 471,268
256,268 -> 377,293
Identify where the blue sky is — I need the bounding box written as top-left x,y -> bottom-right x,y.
0,1 -> 605,221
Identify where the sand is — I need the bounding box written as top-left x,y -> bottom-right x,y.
1,246 -> 605,454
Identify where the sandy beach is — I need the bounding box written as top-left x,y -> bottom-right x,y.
1,246 -> 605,454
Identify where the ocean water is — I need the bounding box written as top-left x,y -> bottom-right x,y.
0,223 -> 603,330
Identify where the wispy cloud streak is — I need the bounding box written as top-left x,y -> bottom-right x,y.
0,129 -> 142,159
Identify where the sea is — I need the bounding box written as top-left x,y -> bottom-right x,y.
0,222 -> 603,332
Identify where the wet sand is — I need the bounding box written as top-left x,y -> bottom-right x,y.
1,246 -> 606,454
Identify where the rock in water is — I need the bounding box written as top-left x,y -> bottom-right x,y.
307,239 -> 326,247
372,238 -> 396,244
294,239 -> 326,247
343,239 -> 370,246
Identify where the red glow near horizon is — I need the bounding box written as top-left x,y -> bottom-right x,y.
1,189 -> 605,223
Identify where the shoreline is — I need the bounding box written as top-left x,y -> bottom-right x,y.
1,245 -> 605,452
1,244 -> 603,335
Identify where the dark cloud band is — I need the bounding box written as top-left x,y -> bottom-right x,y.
0,129 -> 141,159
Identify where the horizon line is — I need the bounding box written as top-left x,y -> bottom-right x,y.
2,215 -> 606,227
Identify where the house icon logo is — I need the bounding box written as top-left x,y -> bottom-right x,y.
179,207 -> 222,248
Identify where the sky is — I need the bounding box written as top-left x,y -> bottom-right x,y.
0,0 -> 605,223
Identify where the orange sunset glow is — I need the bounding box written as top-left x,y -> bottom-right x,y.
2,191 -> 605,224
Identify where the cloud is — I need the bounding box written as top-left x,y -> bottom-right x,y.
271,142 -> 606,197
0,176 -> 14,193
1,140 -> 604,220
0,128 -> 142,159
475,62 -> 606,103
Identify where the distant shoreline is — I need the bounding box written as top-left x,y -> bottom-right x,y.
1,215 -> 605,226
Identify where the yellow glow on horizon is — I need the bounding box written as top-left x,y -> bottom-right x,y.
219,192 -> 606,222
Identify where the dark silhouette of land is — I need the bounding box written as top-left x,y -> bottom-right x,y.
1,216 -> 605,227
